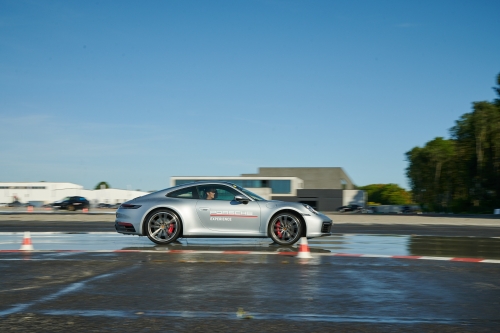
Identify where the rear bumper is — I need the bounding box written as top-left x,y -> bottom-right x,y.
115,222 -> 137,234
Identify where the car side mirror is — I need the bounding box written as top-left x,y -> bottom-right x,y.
234,195 -> 250,204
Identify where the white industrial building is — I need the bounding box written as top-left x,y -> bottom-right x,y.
0,182 -> 148,207
1,167 -> 365,211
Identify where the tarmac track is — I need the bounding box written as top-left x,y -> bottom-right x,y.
1,252 -> 500,332
1,220 -> 500,237
1,217 -> 500,332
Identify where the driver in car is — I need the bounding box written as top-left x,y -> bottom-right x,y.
205,187 -> 217,200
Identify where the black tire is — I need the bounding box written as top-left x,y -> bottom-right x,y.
268,211 -> 303,246
144,209 -> 182,245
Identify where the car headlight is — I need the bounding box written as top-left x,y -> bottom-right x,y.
302,204 -> 318,215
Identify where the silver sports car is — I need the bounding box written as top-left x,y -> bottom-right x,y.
115,181 -> 333,246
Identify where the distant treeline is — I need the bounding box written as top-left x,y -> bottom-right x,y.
406,73 -> 500,213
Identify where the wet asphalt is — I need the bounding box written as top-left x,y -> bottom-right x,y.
2,220 -> 500,237
1,221 -> 500,332
1,252 -> 499,332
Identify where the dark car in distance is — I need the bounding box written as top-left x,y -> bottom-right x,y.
96,203 -> 112,209
7,200 -> 27,207
52,196 -> 90,211
336,204 -> 362,212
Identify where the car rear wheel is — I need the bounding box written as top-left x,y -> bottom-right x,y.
268,212 -> 303,246
145,209 -> 182,245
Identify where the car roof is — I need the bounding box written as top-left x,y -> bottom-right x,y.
175,180 -> 238,187
161,180 -> 241,193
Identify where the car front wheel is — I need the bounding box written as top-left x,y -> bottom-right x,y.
145,209 -> 182,245
268,212 -> 303,245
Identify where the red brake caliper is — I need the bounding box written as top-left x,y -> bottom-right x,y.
275,221 -> 282,239
168,223 -> 175,235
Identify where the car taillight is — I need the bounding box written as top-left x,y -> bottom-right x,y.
120,204 -> 142,209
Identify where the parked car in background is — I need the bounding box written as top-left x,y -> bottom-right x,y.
7,200 -> 27,207
52,196 -> 90,211
96,203 -> 112,209
96,203 -> 121,209
336,204 -> 362,212
400,205 -> 422,214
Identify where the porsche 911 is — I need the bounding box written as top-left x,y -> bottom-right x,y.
115,181 -> 332,246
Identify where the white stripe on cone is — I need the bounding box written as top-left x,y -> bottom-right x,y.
20,231 -> 34,251
296,237 -> 312,259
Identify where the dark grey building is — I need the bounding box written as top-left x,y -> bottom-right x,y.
243,167 -> 360,211
172,167 -> 364,212
273,189 -> 345,212
242,167 -> 354,190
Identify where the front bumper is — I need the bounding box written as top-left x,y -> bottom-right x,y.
304,213 -> 333,238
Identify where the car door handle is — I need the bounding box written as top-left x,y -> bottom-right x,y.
199,207 -> 209,211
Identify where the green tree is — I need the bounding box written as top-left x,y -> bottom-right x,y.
494,73 -> 500,106
94,181 -> 111,190
406,72 -> 500,213
406,137 -> 456,211
450,100 -> 500,212
359,184 -> 412,205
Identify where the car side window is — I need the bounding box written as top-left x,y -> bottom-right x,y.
198,185 -> 241,201
167,186 -> 199,199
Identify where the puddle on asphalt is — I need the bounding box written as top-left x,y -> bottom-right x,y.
39,309 -> 458,324
409,236 -> 500,259
0,233 -> 499,259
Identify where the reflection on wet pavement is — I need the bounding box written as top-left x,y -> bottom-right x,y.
1,233 -> 499,259
39,309 -> 458,324
409,236 -> 500,259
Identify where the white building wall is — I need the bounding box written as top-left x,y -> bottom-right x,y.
83,188 -> 148,205
342,190 -> 366,207
0,182 -> 148,205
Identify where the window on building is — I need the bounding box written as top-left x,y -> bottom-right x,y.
175,180 -> 197,186
269,180 -> 291,194
225,179 -> 262,188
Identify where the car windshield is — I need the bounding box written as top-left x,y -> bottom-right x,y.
236,186 -> 265,201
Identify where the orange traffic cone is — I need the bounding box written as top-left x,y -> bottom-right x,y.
27,205 -> 34,212
296,237 -> 312,259
82,208 -> 89,213
20,231 -> 34,251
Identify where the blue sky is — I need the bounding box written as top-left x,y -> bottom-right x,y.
1,0 -> 499,191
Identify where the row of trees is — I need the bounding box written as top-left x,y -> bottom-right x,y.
406,73 -> 500,213
358,184 -> 412,205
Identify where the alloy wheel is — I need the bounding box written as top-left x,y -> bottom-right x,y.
270,213 -> 301,245
147,211 -> 179,244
